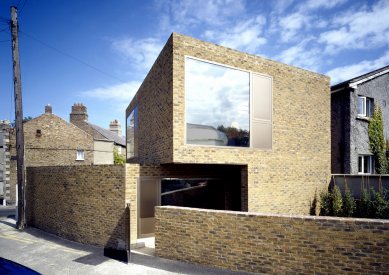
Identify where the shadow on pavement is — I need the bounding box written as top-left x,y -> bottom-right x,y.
73,253 -> 108,266
0,219 -> 16,228
128,252 -> 249,275
0,219 -> 249,274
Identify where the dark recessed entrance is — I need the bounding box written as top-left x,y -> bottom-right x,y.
138,164 -> 247,237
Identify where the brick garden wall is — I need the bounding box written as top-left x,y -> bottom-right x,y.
156,206 -> 389,274
26,165 -> 130,250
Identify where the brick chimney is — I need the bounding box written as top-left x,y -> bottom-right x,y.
45,104 -> 52,114
70,103 -> 88,125
109,119 -> 122,136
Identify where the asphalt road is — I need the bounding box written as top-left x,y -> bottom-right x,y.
0,216 -> 251,275
0,205 -> 15,220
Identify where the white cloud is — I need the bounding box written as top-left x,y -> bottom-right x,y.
186,58 -> 250,130
80,81 -> 141,102
158,0 -> 246,30
111,37 -> 163,70
272,0 -> 295,14
275,38 -> 322,71
326,51 -> 389,84
319,0 -> 389,53
204,16 -> 267,53
303,0 -> 347,11
278,12 -> 313,42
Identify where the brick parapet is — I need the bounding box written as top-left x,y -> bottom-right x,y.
156,206 -> 389,274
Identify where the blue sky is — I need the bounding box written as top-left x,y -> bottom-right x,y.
0,0 -> 388,132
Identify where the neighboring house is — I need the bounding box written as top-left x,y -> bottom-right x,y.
21,105 -> 95,167
70,103 -> 126,164
331,66 -> 389,174
125,33 -> 330,238
6,104 -> 126,205
0,120 -> 11,205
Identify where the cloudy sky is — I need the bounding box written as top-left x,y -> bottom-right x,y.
0,0 -> 388,131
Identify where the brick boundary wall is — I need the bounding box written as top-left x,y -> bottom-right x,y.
155,206 -> 389,274
26,165 -> 129,250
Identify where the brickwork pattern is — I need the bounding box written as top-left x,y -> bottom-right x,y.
23,113 -> 94,166
126,33 -> 331,215
124,163 -> 246,243
126,37 -> 174,164
156,206 -> 389,274
26,165 -> 129,249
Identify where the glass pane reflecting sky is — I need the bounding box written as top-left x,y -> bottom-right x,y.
185,58 -> 250,131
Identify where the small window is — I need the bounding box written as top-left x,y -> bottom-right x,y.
357,96 -> 374,117
76,150 -> 85,161
358,155 -> 373,174
36,129 -> 42,137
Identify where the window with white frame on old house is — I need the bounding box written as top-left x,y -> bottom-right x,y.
357,96 -> 374,117
358,155 -> 374,174
76,150 -> 84,161
185,57 -> 272,149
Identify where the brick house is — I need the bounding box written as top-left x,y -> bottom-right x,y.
331,66 -> 389,174
6,104 -> 125,205
69,103 -> 126,164
125,33 -> 330,238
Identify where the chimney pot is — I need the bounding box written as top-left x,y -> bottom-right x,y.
109,119 -> 122,136
70,103 -> 88,124
45,104 -> 52,114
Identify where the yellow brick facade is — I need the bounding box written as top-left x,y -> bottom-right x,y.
126,33 -> 331,215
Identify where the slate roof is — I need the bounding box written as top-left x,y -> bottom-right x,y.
88,123 -> 126,147
331,65 -> 389,91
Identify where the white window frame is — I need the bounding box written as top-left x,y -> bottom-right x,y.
358,155 -> 373,174
357,96 -> 367,117
76,150 -> 85,161
184,55 -> 273,150
357,96 -> 373,118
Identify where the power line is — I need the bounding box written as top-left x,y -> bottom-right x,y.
17,0 -> 28,15
19,30 -> 126,83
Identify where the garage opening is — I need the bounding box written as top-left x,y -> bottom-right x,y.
161,178 -> 240,210
138,164 -> 247,237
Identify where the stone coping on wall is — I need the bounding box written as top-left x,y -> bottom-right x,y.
156,206 -> 389,274
158,205 -> 389,224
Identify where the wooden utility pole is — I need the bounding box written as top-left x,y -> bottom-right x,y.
11,6 -> 26,230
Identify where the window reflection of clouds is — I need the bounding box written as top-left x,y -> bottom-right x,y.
186,58 -> 250,131
126,106 -> 137,158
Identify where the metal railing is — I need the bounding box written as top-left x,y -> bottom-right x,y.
331,174 -> 389,198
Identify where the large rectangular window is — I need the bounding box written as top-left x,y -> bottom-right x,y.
185,57 -> 272,149
126,106 -> 138,159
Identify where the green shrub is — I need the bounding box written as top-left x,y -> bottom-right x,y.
310,191 -> 318,215
319,189 -> 331,216
342,186 -> 356,217
321,186 -> 389,219
370,189 -> 389,219
356,188 -> 371,218
368,106 -> 389,173
113,147 -> 125,165
331,185 -> 343,216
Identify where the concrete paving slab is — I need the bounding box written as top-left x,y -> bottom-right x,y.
0,217 -> 252,274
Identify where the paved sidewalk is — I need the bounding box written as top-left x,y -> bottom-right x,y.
0,218 -> 250,275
